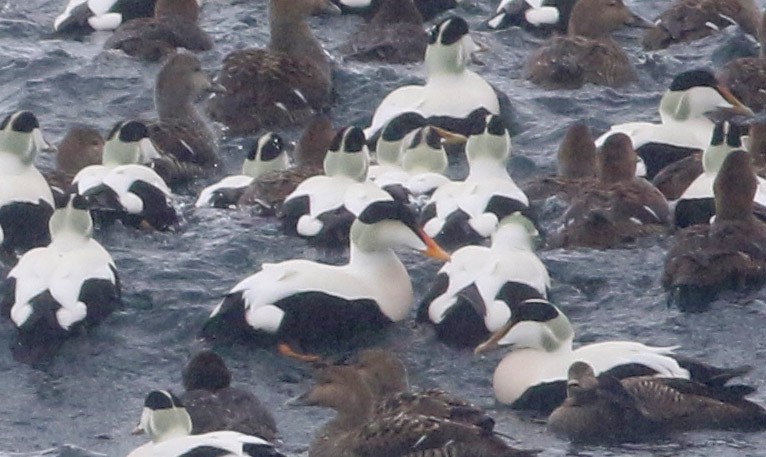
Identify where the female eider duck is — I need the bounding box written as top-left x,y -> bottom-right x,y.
104,0 -> 212,61
364,16 -> 501,140
207,0 -> 340,135
180,351 -> 278,441
0,194 -> 120,364
474,298 -> 751,413
290,364 -> 538,457
524,0 -> 651,89
54,0 -> 158,35
642,0 -> 760,51
421,113 -> 530,246
664,148 -> 766,311
0,110 -> 56,258
128,390 -> 284,457
201,200 -> 449,360
486,0 -> 577,35
718,10 -> 766,112
418,213 -> 549,347
596,69 -> 754,179
72,120 -> 178,232
195,133 -> 289,208
548,361 -> 766,443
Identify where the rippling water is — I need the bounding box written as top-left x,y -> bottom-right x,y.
2,0 -> 766,456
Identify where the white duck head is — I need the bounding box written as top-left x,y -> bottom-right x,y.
401,126 -> 448,175
48,194 -> 94,245
702,121 -> 746,174
659,70 -> 753,124
323,126 -> 370,181
0,110 -> 50,165
425,16 -> 484,76
102,120 -> 160,166
242,132 -> 290,178
133,390 -> 192,443
375,112 -> 427,167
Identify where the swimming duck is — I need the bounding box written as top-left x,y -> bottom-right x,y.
45,126 -> 105,192
663,149 -> 766,311
0,111 -> 56,258
72,120 -> 177,232
0,194 -> 120,364
180,351 -> 278,441
474,298 -> 750,413
147,52 -> 223,185
521,122 -> 597,202
207,0 -> 340,135
595,69 -> 754,179
418,213 -> 549,347
421,113 -> 530,246
195,133 -> 289,208
549,133 -> 669,249
548,361 -> 766,442
364,16 -> 500,140
642,0 -> 760,51
333,0 -> 456,22
718,10 -> 766,112
486,0 -> 577,35
237,113 -> 336,212
201,200 -> 450,359
104,0 -> 212,62
290,364 -> 537,457
339,0 -> 428,64
127,390 -> 284,457
54,0 -> 158,35
524,0 -> 651,89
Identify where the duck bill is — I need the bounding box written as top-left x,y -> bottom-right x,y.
431,126 -> 468,145
716,85 -> 755,116
626,12 -> 653,29
474,319 -> 515,354
418,229 -> 450,261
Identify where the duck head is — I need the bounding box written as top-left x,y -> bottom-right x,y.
660,70 -> 753,123
352,349 -> 410,398
474,298 -> 574,354
466,113 -> 511,164
48,194 -> 94,243
401,126 -> 448,174
182,350 -> 232,392
702,121 -> 746,174
425,16 -> 484,75
133,390 -> 192,443
375,112 -> 427,167
714,149 -> 757,222
323,126 -> 370,180
102,120 -> 160,166
597,133 -> 636,184
557,122 -> 596,179
0,111 -> 51,164
242,132 -> 290,178
567,0 -> 651,39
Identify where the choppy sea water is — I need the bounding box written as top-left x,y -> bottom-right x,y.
1,0 -> 766,456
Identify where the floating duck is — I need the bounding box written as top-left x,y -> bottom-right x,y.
201,200 -> 450,359
104,0 -> 212,61
207,0 -> 340,135
127,390 -> 284,457
72,120 -> 177,232
195,133 -> 289,208
595,69 -> 753,179
664,149 -> 766,311
718,10 -> 766,112
486,0 -> 577,34
421,113 -> 530,246
474,298 -> 747,413
364,16 -> 500,140
290,364 -> 538,457
418,213 -> 549,347
642,0 -> 760,50
548,361 -> 766,443
0,111 -> 55,258
54,0 -> 159,34
180,351 -> 278,441
0,194 -> 120,364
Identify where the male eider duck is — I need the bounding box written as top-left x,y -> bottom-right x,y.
664,148 -> 766,311
486,0 -> 577,35
72,120 -> 178,232
642,0 -> 760,50
421,113 -> 530,246
207,0 -> 340,135
0,194 -> 120,364
595,69 -> 754,179
524,0 -> 651,89
418,213 -> 549,347
104,0 -> 212,61
364,16 -> 501,140
195,133 -> 289,208
474,298 -> 749,413
290,364 -> 538,457
201,200 -> 449,360
718,10 -> 766,112
127,390 -> 284,457
0,111 -> 55,258
147,52 -> 224,185
180,351 -> 278,441
54,0 -> 158,35
548,361 -> 766,443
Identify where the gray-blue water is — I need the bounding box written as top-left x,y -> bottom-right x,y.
2,0 -> 766,456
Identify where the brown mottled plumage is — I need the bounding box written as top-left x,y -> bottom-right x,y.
643,0 -> 760,50
663,149 -> 766,311
207,0 -> 339,135
718,11 -> 766,112
524,0 -> 650,89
